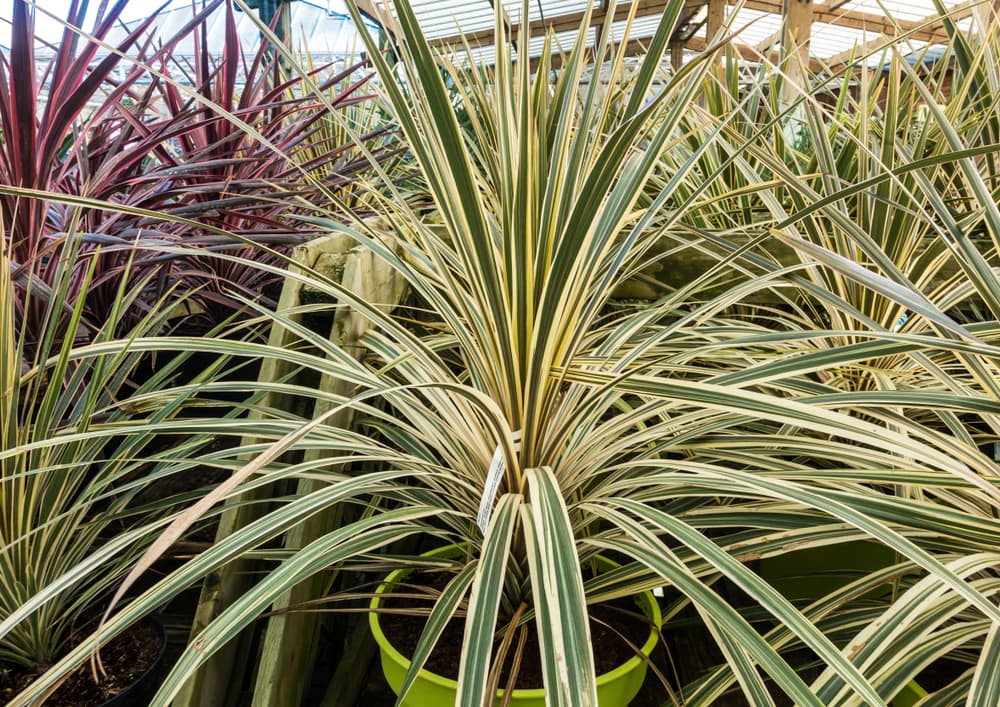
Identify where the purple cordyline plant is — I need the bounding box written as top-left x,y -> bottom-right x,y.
1,0 -> 401,343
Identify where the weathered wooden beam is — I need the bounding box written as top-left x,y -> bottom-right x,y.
431,0 -> 694,48
355,0 -> 402,39
780,0 -> 815,108
429,0 -> 955,52
519,29 -> 819,74
756,29 -> 782,53
251,233 -> 407,707
742,0 -> 950,43
593,0 -> 613,49
685,33 -> 827,69
707,0 -> 725,39
522,30 -> 759,73
172,236 -> 359,707
670,38 -> 685,68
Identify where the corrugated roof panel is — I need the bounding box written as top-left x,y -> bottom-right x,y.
603,13 -> 668,45
502,0 -> 594,25
727,8 -> 784,49
72,0 -> 989,66
806,22 -> 879,59
105,0 -> 372,58
407,0 -> 494,39
529,26 -> 592,53
837,0 -> 969,24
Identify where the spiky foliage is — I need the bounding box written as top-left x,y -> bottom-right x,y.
2,0 -> 400,338
7,1 -> 1000,705
0,228 -> 238,671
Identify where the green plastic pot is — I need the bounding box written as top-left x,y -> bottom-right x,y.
369,548 -> 661,707
759,540 -> 897,602
760,540 -> 926,706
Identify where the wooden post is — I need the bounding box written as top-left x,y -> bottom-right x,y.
173,234 -> 396,707
251,233 -> 407,707
706,0 -> 724,42
594,0 -> 612,56
670,38 -> 684,70
779,0 -> 814,111
704,0 -> 726,95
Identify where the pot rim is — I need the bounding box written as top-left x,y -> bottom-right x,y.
368,546 -> 661,697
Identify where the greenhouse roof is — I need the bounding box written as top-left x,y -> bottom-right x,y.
5,0 -> 990,70
106,0 -> 375,59
359,0 -> 991,68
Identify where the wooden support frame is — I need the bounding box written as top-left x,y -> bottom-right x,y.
174,233 -> 408,707
355,0 -> 402,39
420,0 -> 978,71
779,0 -> 815,108
172,237 -> 340,707
251,234 -> 407,707
432,0 -> 702,48
707,0 -> 725,40
825,0 -> 982,69
429,0 -> 958,50
670,38 -> 685,68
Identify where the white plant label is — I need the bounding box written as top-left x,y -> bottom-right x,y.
477,430 -> 521,535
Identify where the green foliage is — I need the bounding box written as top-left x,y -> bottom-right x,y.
5,0 -> 1000,705
1,0 -> 400,339
0,231 -> 227,671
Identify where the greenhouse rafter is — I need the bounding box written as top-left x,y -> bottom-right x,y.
361,0 -> 998,69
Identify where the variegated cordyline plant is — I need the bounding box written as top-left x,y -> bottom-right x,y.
9,0 -> 1000,704
0,226 -> 251,677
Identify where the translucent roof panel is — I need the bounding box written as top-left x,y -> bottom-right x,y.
407,0 -> 495,40
726,8 -> 784,50
603,14 -> 669,46
806,22 -> 881,59
502,0 -> 594,25
409,0 -> 977,66
102,0 -> 376,59
12,0 -> 978,68
837,0 -> 962,23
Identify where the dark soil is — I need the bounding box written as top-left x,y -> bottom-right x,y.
378,572 -> 654,691
0,617 -> 163,707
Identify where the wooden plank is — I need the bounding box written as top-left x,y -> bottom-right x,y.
743,0 -> 950,43
685,34 -> 825,71
670,38 -> 685,69
173,235 -> 360,707
251,233 -> 407,707
707,0 -> 725,40
524,32 -> 768,73
431,0 -> 693,48
429,0 -> 952,53
593,0 -> 614,51
355,0 -> 402,39
780,0 -> 815,109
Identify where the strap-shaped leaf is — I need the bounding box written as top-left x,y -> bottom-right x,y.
596,535 -> 823,707
705,615 -> 777,707
147,508 -> 436,707
599,499 -> 884,705
456,492 -> 520,706
522,467 -> 598,707
397,562 -> 477,704
970,621 -> 1000,707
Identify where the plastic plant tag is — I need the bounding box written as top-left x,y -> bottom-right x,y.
476,430 -> 521,535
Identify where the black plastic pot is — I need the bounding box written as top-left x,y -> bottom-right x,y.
100,616 -> 168,707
